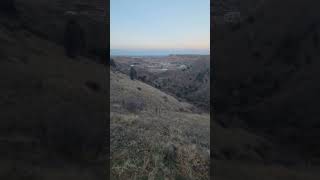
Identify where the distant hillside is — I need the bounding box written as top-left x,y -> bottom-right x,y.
113,55 -> 210,111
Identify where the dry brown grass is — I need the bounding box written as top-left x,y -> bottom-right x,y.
111,70 -> 210,179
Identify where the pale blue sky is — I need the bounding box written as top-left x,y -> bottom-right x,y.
110,0 -> 210,52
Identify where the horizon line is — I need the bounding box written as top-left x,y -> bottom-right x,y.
110,48 -> 210,51
110,48 -> 210,56
110,53 -> 210,56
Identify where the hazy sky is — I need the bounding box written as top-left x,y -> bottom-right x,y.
110,0 -> 210,51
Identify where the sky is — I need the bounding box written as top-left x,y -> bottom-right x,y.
110,0 -> 210,55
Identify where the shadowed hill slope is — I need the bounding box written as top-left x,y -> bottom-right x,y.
0,16 -> 106,179
213,0 -> 320,175
212,0 -> 320,179
14,0 -> 106,57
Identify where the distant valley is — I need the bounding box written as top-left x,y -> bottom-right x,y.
112,55 -> 210,111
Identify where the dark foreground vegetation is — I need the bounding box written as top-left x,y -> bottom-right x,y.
0,0 -> 107,179
213,0 -> 320,179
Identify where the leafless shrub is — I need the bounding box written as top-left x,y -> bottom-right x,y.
124,97 -> 144,113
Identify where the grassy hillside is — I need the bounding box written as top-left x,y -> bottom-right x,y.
111,71 -> 194,113
110,70 -> 210,179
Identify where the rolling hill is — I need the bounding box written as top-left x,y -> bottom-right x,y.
110,69 -> 210,179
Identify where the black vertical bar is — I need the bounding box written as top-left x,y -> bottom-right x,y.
105,0 -> 111,178
210,0 -> 215,179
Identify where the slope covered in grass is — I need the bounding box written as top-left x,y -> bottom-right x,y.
110,70 -> 210,179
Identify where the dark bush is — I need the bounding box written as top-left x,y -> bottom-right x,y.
164,144 -> 177,164
85,80 -> 101,92
196,72 -> 205,82
124,97 -> 144,113
130,67 -> 137,80
64,19 -> 86,58
138,75 -> 146,82
110,58 -> 117,68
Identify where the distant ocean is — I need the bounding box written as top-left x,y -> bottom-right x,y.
110,49 -> 210,56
